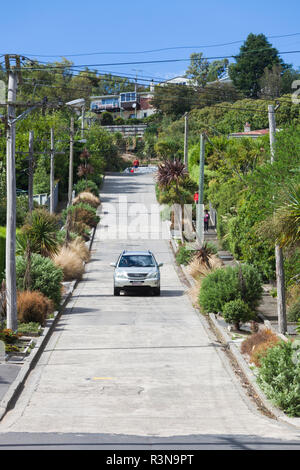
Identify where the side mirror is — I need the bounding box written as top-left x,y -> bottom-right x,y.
158,263 -> 163,268
110,262 -> 116,267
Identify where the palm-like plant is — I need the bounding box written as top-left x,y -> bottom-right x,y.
21,209 -> 60,257
275,185 -> 300,248
194,242 -> 214,268
157,159 -> 187,194
258,185 -> 300,248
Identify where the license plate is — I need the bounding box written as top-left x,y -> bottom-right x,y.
131,281 -> 144,286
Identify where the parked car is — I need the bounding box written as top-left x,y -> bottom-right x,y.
110,250 -> 163,296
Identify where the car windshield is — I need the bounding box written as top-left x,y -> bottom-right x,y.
118,255 -> 155,268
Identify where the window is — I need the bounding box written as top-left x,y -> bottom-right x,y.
119,255 -> 155,268
120,92 -> 136,102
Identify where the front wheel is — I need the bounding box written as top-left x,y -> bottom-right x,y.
152,287 -> 160,296
114,287 -> 121,296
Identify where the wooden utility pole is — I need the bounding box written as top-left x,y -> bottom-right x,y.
184,112 -> 189,170
28,131 -> 34,213
196,133 -> 205,245
68,117 -> 74,206
50,127 -> 55,214
268,104 -> 287,334
268,105 -> 276,164
6,70 -> 18,331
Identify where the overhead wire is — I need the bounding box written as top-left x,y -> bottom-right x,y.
4,31 -> 300,58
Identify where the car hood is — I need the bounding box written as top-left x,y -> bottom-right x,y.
116,267 -> 157,273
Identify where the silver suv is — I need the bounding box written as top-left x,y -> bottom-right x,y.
110,250 -> 163,296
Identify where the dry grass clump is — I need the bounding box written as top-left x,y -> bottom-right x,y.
17,290 -> 54,326
68,237 -> 91,263
73,191 -> 101,209
187,253 -> 223,279
240,328 -> 280,366
52,246 -> 85,281
187,254 -> 223,306
188,279 -> 203,306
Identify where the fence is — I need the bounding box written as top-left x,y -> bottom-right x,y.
33,182 -> 59,211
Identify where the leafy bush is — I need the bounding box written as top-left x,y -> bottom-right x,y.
287,297 -> 300,322
74,180 -> 99,197
257,340 -> 300,417
56,229 -> 77,246
63,203 -> 100,229
17,290 -> 54,326
0,328 -> 20,345
100,111 -> 114,125
16,253 -> 63,309
199,264 -> 263,313
17,322 -> 41,336
176,245 -> 195,266
33,158 -> 50,194
222,299 -> 255,329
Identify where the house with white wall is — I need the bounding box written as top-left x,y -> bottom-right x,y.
90,90 -> 155,120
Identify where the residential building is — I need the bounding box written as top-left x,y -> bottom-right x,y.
90,91 -> 155,120
229,122 -> 270,139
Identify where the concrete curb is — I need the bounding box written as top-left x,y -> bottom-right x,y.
0,226 -> 97,422
169,234 -> 300,430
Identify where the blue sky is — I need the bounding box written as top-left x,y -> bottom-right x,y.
1,0 -> 300,84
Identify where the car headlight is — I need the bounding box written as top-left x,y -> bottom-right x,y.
146,270 -> 159,279
115,271 -> 128,279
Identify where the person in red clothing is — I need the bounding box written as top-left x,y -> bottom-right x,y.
133,158 -> 140,168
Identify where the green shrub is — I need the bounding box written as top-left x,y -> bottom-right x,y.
62,203 -> 100,229
257,340 -> 300,417
74,180 -> 99,197
222,299 -> 255,329
176,245 -> 195,266
56,230 -> 77,246
199,264 -> 263,313
100,111 -> 114,125
287,298 -> 300,322
16,253 -> 63,309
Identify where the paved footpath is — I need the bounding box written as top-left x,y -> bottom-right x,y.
0,172 -> 300,449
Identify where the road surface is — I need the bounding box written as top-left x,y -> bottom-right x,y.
0,172 -> 299,450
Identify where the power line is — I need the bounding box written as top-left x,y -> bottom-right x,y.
4,47 -> 300,73
4,32 -> 300,58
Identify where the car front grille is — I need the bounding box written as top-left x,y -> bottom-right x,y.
127,273 -> 147,279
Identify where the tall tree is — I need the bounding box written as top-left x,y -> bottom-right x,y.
185,53 -> 210,87
229,33 -> 285,98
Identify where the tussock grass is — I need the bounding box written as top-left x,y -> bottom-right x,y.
187,254 -> 223,306
73,191 -> 101,209
52,246 -> 85,281
68,237 -> 91,263
187,254 -> 223,279
241,328 -> 280,366
17,290 -> 54,326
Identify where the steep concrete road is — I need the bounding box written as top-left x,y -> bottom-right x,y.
0,172 -> 299,449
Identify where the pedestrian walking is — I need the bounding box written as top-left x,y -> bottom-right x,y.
204,209 -> 210,232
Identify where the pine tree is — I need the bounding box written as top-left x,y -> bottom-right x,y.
229,33 -> 285,98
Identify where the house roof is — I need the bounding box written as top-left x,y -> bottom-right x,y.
230,129 -> 269,137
